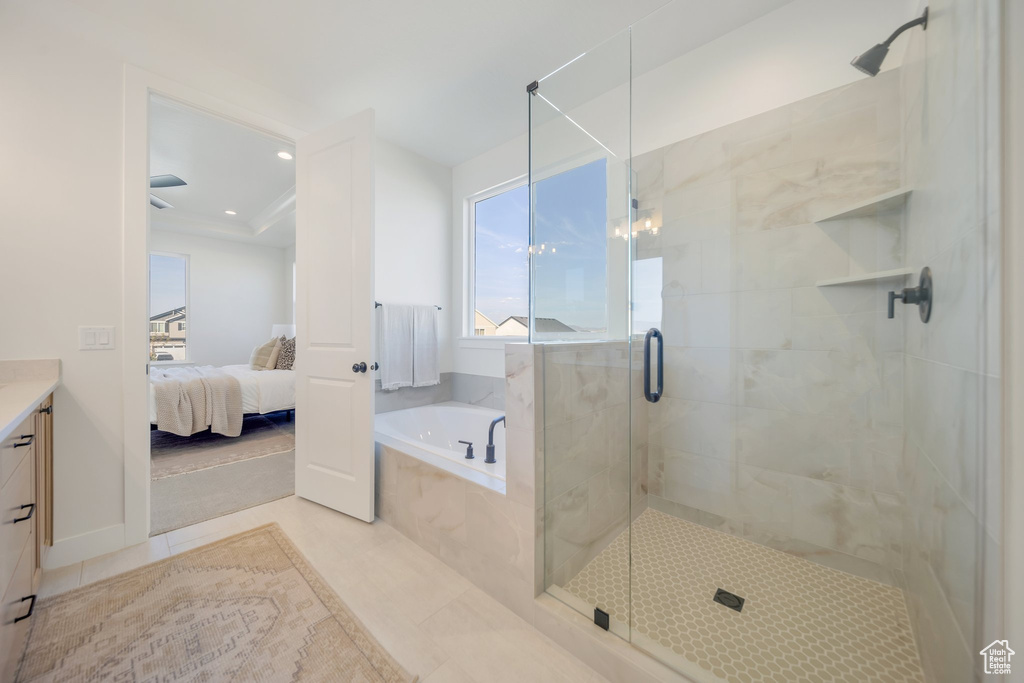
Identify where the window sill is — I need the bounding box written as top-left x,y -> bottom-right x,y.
457,337 -> 529,350
151,360 -> 194,367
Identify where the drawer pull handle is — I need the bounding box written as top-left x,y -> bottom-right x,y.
13,435 -> 34,448
13,503 -> 35,524
39,406 -> 52,415
14,595 -> 36,623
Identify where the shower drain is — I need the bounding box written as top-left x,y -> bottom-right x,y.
713,588 -> 745,612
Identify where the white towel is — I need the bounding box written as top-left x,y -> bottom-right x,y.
412,305 -> 440,387
378,304 -> 414,391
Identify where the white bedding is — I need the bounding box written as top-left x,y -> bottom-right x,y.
150,364 -> 294,423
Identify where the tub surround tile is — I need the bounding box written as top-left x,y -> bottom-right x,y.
452,372 -> 506,411
374,347 -> 542,623
396,453 -> 468,543
376,373 -> 453,413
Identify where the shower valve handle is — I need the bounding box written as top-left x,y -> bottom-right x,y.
888,267 -> 933,322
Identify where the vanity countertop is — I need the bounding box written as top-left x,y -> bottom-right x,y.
0,359 -> 60,442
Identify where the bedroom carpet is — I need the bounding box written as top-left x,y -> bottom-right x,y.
151,413 -> 295,479
151,450 -> 295,535
16,524 -> 414,683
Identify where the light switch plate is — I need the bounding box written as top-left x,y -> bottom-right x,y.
79,326 -> 116,350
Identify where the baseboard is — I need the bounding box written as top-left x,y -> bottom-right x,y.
43,523 -> 126,570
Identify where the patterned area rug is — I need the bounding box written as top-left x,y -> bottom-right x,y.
151,413 -> 295,479
16,524 -> 415,683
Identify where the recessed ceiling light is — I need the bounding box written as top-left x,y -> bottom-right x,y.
224,210 -> 237,215
277,151 -> 293,160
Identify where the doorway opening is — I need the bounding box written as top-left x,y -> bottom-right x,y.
146,95 -> 298,535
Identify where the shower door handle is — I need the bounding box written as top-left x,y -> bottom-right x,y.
643,328 -> 663,403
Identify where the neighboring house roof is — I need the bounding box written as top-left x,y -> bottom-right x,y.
474,310 -> 498,327
499,315 -> 575,333
150,306 -> 186,322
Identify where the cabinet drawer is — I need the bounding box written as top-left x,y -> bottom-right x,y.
0,452 -> 34,599
0,526 -> 35,683
1,413 -> 34,489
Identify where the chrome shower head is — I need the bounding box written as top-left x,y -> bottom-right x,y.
851,7 -> 928,77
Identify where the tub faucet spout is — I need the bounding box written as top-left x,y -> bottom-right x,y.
486,416 -> 504,464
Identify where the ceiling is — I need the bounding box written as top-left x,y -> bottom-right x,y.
149,97 -> 296,248
66,0 -> 794,167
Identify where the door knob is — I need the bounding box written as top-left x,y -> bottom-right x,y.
352,362 -> 367,373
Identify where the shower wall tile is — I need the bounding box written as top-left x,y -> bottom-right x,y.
734,407 -> 853,483
735,289 -> 792,349
541,342 -> 634,590
898,1 -> 996,678
660,242 -> 702,297
628,69 -> 908,585
661,347 -> 733,404
661,293 -> 731,348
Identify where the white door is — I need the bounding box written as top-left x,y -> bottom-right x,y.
294,109 -> 376,522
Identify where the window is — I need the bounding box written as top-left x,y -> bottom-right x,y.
471,183 -> 529,336
532,158 -> 609,339
468,160 -> 612,340
149,253 -> 189,362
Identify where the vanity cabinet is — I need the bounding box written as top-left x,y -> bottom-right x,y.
0,394 -> 52,679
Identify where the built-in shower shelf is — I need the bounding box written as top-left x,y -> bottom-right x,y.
815,268 -> 915,287
814,187 -> 912,222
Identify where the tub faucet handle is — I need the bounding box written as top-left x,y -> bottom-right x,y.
458,440 -> 474,459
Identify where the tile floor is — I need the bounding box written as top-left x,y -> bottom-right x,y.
562,509 -> 924,683
38,495 -> 607,683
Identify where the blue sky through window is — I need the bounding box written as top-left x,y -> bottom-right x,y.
473,158 -> 608,333
474,185 -> 530,326
533,158 -> 607,332
150,254 -> 187,315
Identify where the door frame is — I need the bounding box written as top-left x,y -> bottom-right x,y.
121,66 -> 305,546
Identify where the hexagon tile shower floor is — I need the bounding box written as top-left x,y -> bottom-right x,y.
562,509 -> 923,682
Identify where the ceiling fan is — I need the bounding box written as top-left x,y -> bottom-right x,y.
150,174 -> 187,209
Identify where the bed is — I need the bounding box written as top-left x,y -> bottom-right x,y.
149,364 -> 295,425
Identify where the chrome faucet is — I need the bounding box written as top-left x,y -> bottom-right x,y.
485,415 -> 504,464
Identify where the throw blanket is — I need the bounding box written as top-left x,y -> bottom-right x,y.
151,366 -> 243,437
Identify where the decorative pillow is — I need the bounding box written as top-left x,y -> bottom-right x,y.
250,337 -> 281,371
276,337 -> 296,370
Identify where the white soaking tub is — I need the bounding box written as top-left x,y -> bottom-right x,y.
374,401 -> 506,492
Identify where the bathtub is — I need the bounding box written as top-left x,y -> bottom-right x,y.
374,402 -> 506,493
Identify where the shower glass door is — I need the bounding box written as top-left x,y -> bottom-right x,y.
536,0 -> 997,680
531,25 -> 634,641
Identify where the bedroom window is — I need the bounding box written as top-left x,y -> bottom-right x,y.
149,252 -> 189,363
470,182 -> 529,336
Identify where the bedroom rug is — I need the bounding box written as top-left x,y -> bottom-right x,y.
150,450 -> 295,535
15,524 -> 415,683
151,413 -> 295,479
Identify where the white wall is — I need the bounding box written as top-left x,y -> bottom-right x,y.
375,140 -> 454,373
284,244 -> 296,325
450,136 -> 526,378
0,0 -> 320,559
150,229 -> 291,366
449,0 -> 916,378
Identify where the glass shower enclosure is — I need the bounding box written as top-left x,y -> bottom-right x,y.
531,1 -> 999,681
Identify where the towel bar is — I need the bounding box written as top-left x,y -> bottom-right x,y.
374,301 -> 442,310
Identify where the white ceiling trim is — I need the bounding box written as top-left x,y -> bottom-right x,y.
251,185 -> 296,236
